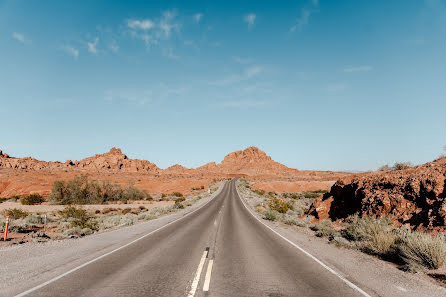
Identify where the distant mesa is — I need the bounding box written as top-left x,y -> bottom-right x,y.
0,146 -> 298,177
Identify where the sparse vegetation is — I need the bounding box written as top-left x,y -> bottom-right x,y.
50,175 -> 152,204
59,206 -> 98,230
21,193 -> 45,205
311,220 -> 339,238
268,196 -> 289,214
395,231 -> 446,271
2,208 -> 29,219
264,209 -> 278,221
393,162 -> 413,171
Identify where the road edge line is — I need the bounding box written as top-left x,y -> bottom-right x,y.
234,180 -> 372,297
14,182 -> 227,297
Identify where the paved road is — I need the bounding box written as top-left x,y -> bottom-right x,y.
20,179 -> 367,297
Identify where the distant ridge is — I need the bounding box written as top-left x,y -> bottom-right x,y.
0,146 -> 298,177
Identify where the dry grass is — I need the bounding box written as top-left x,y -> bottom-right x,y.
395,231 -> 446,270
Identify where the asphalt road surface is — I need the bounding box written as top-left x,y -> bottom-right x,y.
18,179 -> 368,297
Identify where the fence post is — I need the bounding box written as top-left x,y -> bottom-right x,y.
3,216 -> 9,241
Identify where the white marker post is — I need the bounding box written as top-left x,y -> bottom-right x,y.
3,216 -> 9,241
43,215 -> 47,235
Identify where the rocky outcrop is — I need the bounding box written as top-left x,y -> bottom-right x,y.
309,157 -> 446,232
0,148 -> 159,173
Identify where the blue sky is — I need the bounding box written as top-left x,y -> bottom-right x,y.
0,0 -> 445,171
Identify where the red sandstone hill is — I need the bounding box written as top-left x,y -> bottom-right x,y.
309,156 -> 446,232
0,148 -> 160,173
0,146 -> 297,177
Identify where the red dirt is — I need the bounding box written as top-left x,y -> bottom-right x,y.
309,157 -> 446,232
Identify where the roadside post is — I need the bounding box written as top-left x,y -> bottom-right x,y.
3,216 -> 9,241
43,214 -> 47,235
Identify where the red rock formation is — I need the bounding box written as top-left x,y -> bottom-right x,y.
196,147 -> 299,177
0,148 -> 159,173
309,157 -> 446,232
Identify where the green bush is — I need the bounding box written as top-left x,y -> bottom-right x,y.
50,176 -> 151,204
264,209 -> 278,221
0,198 -> 7,204
268,197 -> 289,214
172,192 -> 183,198
21,194 -> 45,205
59,206 -> 98,230
3,208 -> 29,219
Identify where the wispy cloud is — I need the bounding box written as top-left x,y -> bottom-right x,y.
159,10 -> 179,38
290,1 -> 319,32
60,45 -> 79,59
12,32 -> 30,44
244,13 -> 256,28
343,66 -> 373,73
109,41 -> 119,53
193,13 -> 203,23
220,100 -> 267,108
127,19 -> 155,30
233,56 -> 252,64
210,65 -> 263,86
87,37 -> 99,54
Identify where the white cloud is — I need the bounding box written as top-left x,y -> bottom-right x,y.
194,13 -> 203,23
12,32 -> 30,44
159,10 -> 179,38
127,19 -> 155,30
343,66 -> 373,73
290,9 -> 313,32
244,13 -> 256,28
87,37 -> 99,54
60,45 -> 79,59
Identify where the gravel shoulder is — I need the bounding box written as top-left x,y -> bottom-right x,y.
236,180 -> 446,297
0,182 -> 225,297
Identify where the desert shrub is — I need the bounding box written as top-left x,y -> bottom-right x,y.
3,208 -> 29,219
302,191 -> 326,199
283,217 -> 297,226
9,195 -> 21,202
0,198 -> 7,204
121,208 -> 132,215
200,185 -> 204,189
264,209 -> 278,221
395,231 -> 446,270
59,206 -> 98,230
172,192 -> 183,198
174,201 -> 184,209
95,210 -> 101,214
139,205 -> 146,210
161,193 -> 166,198
50,176 -> 151,204
21,194 -> 45,205
378,165 -> 392,171
253,189 -> 265,196
24,214 -> 43,224
175,197 -> 186,203
342,216 -> 397,256
268,197 -> 289,214
393,162 -> 413,171
311,220 -> 339,238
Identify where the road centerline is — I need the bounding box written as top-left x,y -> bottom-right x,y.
203,259 -> 214,292
188,249 -> 209,297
